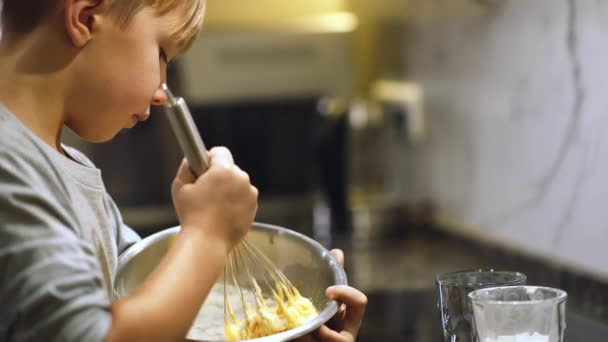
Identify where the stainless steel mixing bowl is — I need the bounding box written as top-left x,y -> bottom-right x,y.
114,222 -> 348,342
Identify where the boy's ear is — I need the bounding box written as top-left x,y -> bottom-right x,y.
64,0 -> 110,48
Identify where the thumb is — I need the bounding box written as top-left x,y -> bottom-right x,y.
330,249 -> 345,268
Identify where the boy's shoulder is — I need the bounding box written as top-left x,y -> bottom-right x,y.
0,106 -> 110,218
0,104 -> 89,161
0,106 -> 93,188
0,107 -> 47,165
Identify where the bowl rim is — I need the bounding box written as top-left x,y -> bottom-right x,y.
115,221 -> 348,342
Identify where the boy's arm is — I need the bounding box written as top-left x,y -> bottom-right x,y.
106,180 -> 229,338
0,147 -> 254,342
0,163 -> 225,342
107,150 -> 257,342
107,228 -> 228,342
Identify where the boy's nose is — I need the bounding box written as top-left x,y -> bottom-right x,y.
151,86 -> 169,105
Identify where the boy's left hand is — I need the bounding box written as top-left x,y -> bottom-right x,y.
295,249 -> 367,342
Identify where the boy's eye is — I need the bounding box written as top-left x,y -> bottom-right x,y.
159,48 -> 169,64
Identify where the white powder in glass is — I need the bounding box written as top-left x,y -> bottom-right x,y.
484,332 -> 549,342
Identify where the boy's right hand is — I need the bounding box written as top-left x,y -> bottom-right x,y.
171,147 -> 258,253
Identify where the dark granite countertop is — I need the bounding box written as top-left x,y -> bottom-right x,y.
329,225 -> 608,342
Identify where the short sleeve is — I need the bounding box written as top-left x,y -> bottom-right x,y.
63,145 -> 141,257
0,152 -> 112,342
103,194 -> 141,256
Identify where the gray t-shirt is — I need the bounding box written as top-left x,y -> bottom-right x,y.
0,104 -> 141,341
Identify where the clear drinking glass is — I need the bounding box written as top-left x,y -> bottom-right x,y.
469,286 -> 567,342
436,270 -> 527,342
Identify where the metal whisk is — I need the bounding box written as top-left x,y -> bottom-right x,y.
161,84 -> 297,338
223,239 -> 299,338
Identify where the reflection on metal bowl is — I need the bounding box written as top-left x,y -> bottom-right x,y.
114,222 -> 348,342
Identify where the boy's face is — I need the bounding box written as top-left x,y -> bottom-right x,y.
65,6 -> 183,142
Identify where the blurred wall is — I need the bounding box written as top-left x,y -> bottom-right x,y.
204,0 -> 348,26
346,0 -> 411,92
400,0 -> 608,276
203,0 -> 409,94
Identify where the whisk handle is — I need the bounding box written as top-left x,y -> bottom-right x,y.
162,84 -> 210,177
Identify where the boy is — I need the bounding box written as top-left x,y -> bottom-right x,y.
0,0 -> 367,341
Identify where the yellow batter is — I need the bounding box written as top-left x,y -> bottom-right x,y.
224,279 -> 318,341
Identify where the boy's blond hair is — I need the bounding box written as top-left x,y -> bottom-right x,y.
1,0 -> 205,52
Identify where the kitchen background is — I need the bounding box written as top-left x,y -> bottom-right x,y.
64,0 -> 608,340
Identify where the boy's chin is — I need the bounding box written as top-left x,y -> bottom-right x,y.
68,127 -> 123,144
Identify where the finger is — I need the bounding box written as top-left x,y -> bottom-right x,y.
208,146 -> 234,168
250,186 -> 259,211
317,325 -> 347,342
325,303 -> 346,333
292,334 -> 317,342
326,286 -> 367,336
329,249 -> 344,267
174,158 -> 196,186
236,167 -> 250,183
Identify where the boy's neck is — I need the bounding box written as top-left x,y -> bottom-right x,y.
0,30 -> 71,153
